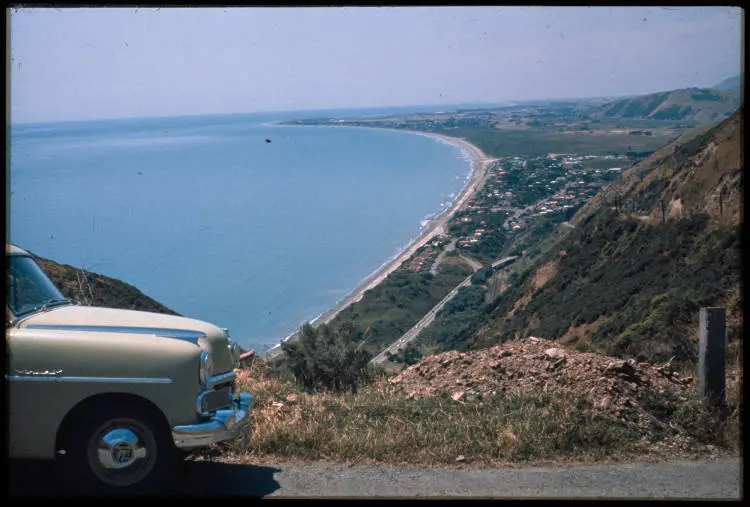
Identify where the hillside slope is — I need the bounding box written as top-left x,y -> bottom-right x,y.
711,74 -> 741,92
471,110 -> 743,366
592,88 -> 740,124
33,253 -> 180,316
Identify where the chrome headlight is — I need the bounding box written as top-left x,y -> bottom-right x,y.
199,350 -> 214,387
229,342 -> 240,369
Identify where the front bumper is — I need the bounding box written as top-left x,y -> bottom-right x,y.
172,393 -> 254,449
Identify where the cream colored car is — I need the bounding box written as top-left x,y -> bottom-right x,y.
6,244 -> 254,491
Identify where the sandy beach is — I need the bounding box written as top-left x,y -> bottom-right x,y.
268,126 -> 494,354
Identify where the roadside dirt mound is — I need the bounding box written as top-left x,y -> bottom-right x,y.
385,337 -> 716,453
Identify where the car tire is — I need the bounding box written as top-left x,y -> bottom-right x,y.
60,401 -> 176,494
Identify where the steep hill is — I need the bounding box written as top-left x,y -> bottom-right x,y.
33,253 -> 180,315
711,74 -> 741,92
470,110 -> 743,366
591,87 -> 740,124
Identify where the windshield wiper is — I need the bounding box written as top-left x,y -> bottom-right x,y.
17,298 -> 73,317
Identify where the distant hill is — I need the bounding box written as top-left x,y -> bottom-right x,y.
591,87 -> 740,124
711,74 -> 741,92
33,253 -> 180,316
470,110 -> 742,366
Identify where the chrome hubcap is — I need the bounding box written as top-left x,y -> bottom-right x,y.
88,419 -> 156,487
97,428 -> 148,469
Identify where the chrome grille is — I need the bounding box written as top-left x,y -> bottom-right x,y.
199,384 -> 233,414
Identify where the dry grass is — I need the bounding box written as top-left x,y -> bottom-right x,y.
206,358 -> 741,467
559,316 -> 609,345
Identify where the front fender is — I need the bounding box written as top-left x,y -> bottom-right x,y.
7,328 -> 203,459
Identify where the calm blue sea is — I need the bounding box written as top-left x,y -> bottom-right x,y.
8,107 -> 472,351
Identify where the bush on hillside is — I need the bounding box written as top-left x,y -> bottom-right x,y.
278,322 -> 374,394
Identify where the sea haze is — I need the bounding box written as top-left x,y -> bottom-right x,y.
9,109 -> 472,351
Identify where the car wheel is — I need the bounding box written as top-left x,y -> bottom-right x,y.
62,402 -> 175,493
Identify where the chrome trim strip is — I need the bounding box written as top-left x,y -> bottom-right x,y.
6,375 -> 174,384
25,324 -> 206,343
207,371 -> 236,389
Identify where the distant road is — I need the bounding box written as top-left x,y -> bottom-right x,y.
372,255 -> 518,364
371,271 -> 475,364
11,457 -> 741,498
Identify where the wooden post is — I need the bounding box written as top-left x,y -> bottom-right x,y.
698,307 -> 726,408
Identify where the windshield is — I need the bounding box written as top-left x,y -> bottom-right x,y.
7,255 -> 68,317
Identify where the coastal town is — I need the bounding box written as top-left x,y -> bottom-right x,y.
451,153 -> 627,255
402,151 -> 630,273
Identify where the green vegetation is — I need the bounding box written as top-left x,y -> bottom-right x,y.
275,322 -> 375,394
471,266 -> 493,285
417,285 -> 490,353
328,264 -> 473,355
473,212 -> 741,367
446,126 -> 672,159
386,343 -> 423,365
34,254 -> 179,315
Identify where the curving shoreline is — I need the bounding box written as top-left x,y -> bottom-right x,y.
269,126 -> 494,353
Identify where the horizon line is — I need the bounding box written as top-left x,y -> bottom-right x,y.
8,92 -> 633,127
9,76 -> 740,126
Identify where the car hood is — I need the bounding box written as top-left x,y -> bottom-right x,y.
18,305 -> 234,373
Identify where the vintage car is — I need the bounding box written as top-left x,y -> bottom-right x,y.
6,244 -> 254,491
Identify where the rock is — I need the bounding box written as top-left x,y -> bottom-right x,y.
271,401 -> 284,409
623,382 -> 638,393
501,350 -> 513,357
452,391 -> 465,401
455,455 -> 466,462
605,360 -> 635,376
544,348 -> 566,360
389,375 -> 402,384
285,394 -> 298,403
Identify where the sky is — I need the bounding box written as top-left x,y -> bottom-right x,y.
8,6 -> 744,124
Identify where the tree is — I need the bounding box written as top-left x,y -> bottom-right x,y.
471,266 -> 493,285
279,322 -> 373,393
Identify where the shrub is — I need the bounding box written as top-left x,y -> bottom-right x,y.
278,322 -> 374,393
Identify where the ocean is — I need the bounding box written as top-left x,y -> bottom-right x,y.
8,107 -> 473,351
